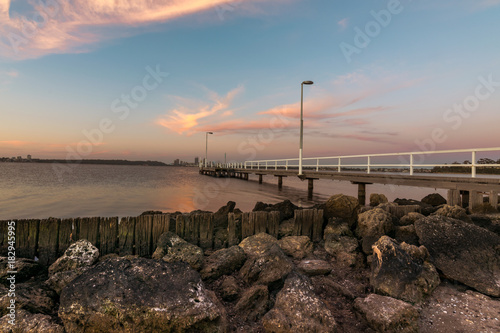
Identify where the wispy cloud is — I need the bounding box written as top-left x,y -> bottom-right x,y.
338,17 -> 349,30
0,0 -> 265,60
479,0 -> 500,7
5,69 -> 18,77
156,85 -> 244,135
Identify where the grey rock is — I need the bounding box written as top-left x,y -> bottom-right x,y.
238,233 -> 278,257
48,239 -> 99,276
431,205 -> 471,222
297,259 -> 332,276
200,245 -> 246,280
0,309 -> 64,333
262,272 -> 337,332
59,257 -> 227,333
371,236 -> 440,304
370,193 -> 388,207
355,294 -> 419,333
234,285 -> 269,322
415,215 -> 500,297
278,236 -> 313,259
239,244 -> 293,289
356,208 -> 393,254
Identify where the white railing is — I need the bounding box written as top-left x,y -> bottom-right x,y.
239,147 -> 500,178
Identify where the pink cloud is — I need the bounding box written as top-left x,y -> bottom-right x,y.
0,0 -> 265,60
0,140 -> 33,146
337,18 -> 349,30
156,85 -> 244,135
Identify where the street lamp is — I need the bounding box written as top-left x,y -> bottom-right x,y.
205,132 -> 213,167
299,80 -> 314,175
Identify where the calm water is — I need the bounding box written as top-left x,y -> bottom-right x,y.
0,163 -> 456,220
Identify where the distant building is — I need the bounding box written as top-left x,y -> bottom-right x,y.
17,156 -> 22,161
194,157 -> 199,165
27,155 -> 32,160
174,159 -> 180,166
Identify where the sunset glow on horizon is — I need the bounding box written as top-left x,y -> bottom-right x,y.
1,0 -> 500,163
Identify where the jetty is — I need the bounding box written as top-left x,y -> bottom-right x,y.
200,147 -> 500,209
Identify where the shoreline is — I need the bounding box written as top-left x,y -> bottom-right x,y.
1,193 -> 500,332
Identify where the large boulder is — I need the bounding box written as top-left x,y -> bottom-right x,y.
239,244 -> 293,289
0,257 -> 44,285
45,239 -> 99,294
234,285 -> 269,322
262,272 -> 337,332
278,236 -> 313,259
325,194 -> 359,225
419,283 -> 500,332
238,233 -> 278,257
356,208 -> 394,254
0,309 -> 64,333
354,294 -> 419,333
431,204 -> 471,222
59,257 -> 227,333
199,245 -> 246,280
152,232 -> 204,270
371,236 -> 440,304
421,193 -> 447,207
48,239 -> 99,275
45,267 -> 91,295
370,193 -> 388,207
415,215 -> 500,297
0,281 -> 57,316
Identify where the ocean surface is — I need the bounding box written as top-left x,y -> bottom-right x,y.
0,163 -> 457,220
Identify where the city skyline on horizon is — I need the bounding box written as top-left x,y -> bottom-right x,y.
1,0 -> 500,164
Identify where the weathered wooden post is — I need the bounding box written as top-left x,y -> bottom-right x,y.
447,189 -> 462,206
38,218 -> 60,266
489,191 -> 498,209
119,217 -> 135,255
293,209 -> 324,242
99,217 -> 119,256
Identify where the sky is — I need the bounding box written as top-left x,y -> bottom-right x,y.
0,0 -> 499,164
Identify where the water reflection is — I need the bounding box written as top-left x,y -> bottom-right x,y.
0,163 -> 452,220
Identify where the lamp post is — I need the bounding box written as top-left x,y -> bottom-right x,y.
205,132 -> 213,167
299,81 -> 314,175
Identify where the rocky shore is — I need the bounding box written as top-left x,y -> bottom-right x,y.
1,193 -> 500,332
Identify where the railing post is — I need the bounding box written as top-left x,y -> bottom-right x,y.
338,158 -> 341,172
410,154 -> 414,175
286,160 -> 288,171
275,160 -> 277,170
316,158 -> 319,172
367,156 -> 371,174
265,161 -> 268,170
472,151 -> 477,178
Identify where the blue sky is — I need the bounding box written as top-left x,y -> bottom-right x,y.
1,0 -> 499,163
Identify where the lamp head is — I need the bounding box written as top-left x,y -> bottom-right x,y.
207,132 -> 213,134
302,81 -> 314,85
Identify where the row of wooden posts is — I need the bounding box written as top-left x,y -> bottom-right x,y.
0,209 -> 325,266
